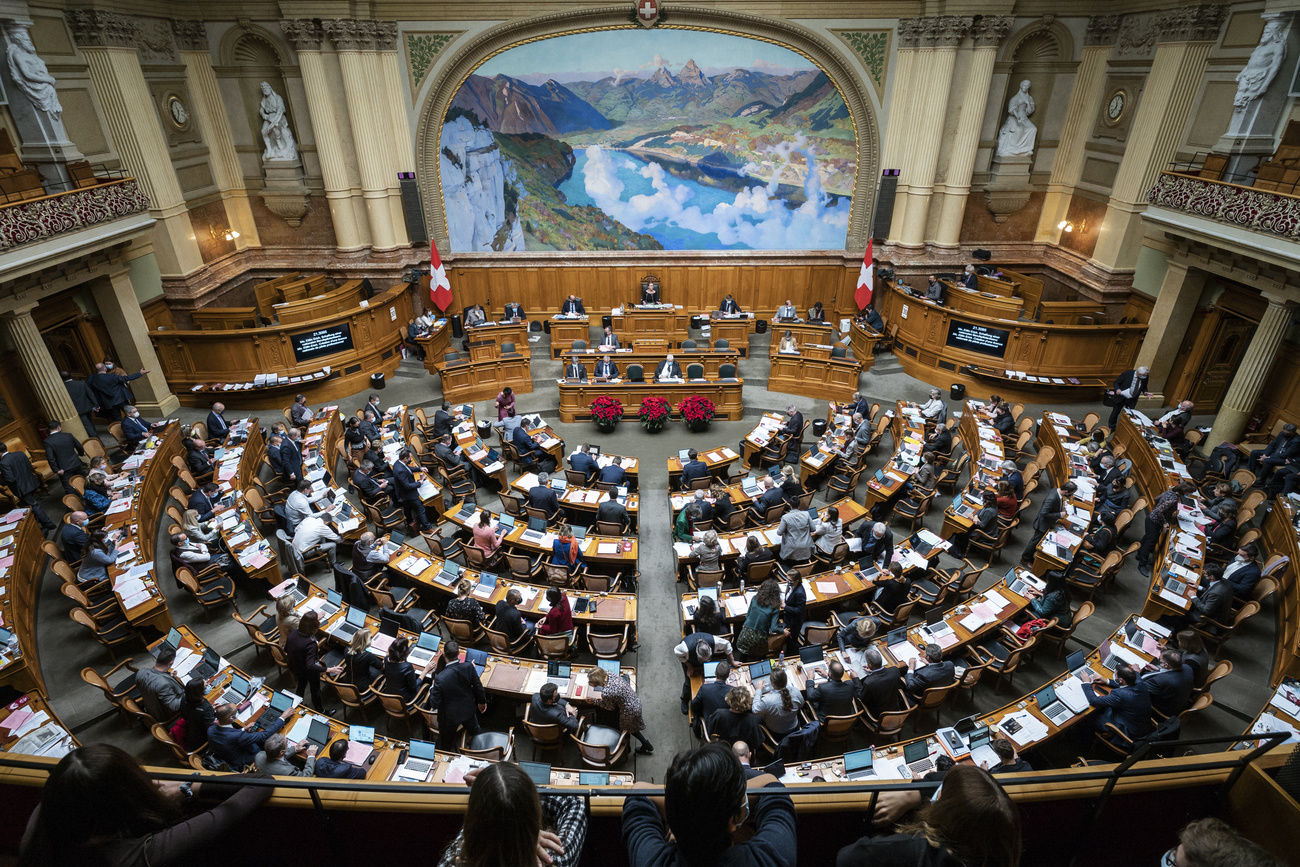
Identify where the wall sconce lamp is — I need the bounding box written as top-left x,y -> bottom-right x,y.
208,225 -> 241,243
1057,219 -> 1087,234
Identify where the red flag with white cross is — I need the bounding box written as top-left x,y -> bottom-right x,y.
430,239 -> 452,311
855,238 -> 874,309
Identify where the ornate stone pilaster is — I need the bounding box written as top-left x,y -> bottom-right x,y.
1085,15 -> 1122,47
1157,5 -> 1228,43
1208,296 -> 1296,445
1133,259 -> 1207,401
67,10 -> 137,48
896,18 -> 926,50
898,19 -> 962,247
169,19 -> 208,52
929,16 -> 973,48
280,18 -> 325,52
324,18 -> 375,52
372,21 -> 399,52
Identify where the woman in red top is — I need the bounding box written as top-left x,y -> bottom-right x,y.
494,387 -> 515,421
996,480 -> 1018,520
538,587 -> 573,635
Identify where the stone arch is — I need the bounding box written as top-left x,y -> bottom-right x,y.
415,6 -> 880,252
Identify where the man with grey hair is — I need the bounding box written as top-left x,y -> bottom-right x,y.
853,412 -> 872,449
857,521 -> 893,568
255,732 -> 319,776
777,504 -> 812,564
352,458 -> 388,504
1001,459 -> 1024,500
528,471 -> 562,522
1108,365 -> 1150,430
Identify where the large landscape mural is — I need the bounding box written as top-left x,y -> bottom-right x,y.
439,28 -> 857,252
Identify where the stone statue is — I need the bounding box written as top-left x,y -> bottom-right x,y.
6,27 -> 62,120
258,81 -> 297,162
1235,19 -> 1288,108
995,80 -> 1037,157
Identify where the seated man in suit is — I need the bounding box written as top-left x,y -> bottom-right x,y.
857,521 -> 894,568
61,511 -> 89,562
755,477 -> 785,514
560,294 -> 585,315
782,405 -> 804,440
807,660 -> 857,722
1140,648 -> 1194,718
528,472 -> 563,521
570,444 -> 599,484
255,732 -> 318,777
189,482 -> 220,523
1224,543 -> 1263,600
680,449 -> 709,490
530,682 -> 580,733
494,588 -> 534,640
1252,422 -> 1300,485
689,661 -> 733,736
206,401 -> 231,441
352,459 -> 389,504
208,701 -> 293,769
434,434 -> 467,472
862,306 -> 885,332
359,410 -> 381,443
463,303 -> 487,328
856,647 -> 903,718
655,354 -> 683,382
596,495 -> 631,533
562,359 -> 588,381
598,326 -> 621,349
924,276 -> 946,305
511,423 -> 554,473
1180,564 -> 1234,632
595,354 -> 619,379
503,301 -> 526,322
774,299 -> 798,322
904,644 -> 956,700
924,420 -> 953,455
599,455 -> 628,486
121,405 -> 161,450
719,294 -> 742,315
848,391 -> 871,420
1082,662 -> 1152,741
314,738 -> 367,779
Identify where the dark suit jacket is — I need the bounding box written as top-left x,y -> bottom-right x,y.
392,460 -> 421,502
707,709 -> 762,746
655,360 -> 683,379
90,371 -> 142,408
595,361 -> 619,378
925,428 -> 952,454
783,412 -> 804,439
598,465 -> 627,485
529,485 -> 561,516
208,716 -> 286,769
206,411 -> 231,440
429,660 -> 487,726
1005,470 -> 1024,500
530,693 -> 580,732
571,452 -> 598,481
1033,488 -> 1064,533
495,600 -> 528,640
280,440 -> 304,481
315,756 -> 367,779
905,660 -> 956,697
1142,665 -> 1194,717
561,299 -> 586,315
958,272 -> 979,289
858,526 -> 894,565
563,362 -> 588,381
681,460 -> 709,487
808,678 -> 856,718
1084,681 -> 1152,739
1112,370 -> 1150,408
1190,580 -> 1234,628
757,486 -> 785,512
43,432 -> 84,475
188,490 -> 216,522
267,444 -> 285,477
596,498 -> 629,528
432,410 -> 455,438
121,415 -> 151,444
1226,561 -> 1262,599
720,298 -> 741,314
857,666 -> 903,717
63,378 -> 95,413
503,303 -> 526,321
511,425 -> 540,460
690,680 -> 732,724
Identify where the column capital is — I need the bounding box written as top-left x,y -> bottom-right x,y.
897,18 -> 926,49
67,10 -> 137,49
372,21 -> 398,52
324,18 -> 375,52
1085,15 -> 1122,47
170,19 -> 208,52
0,300 -> 40,318
1259,290 -> 1298,309
280,18 -> 325,52
971,16 -> 1013,48
897,16 -> 974,49
1156,5 -> 1228,44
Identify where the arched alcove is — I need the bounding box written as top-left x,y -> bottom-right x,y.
218,26 -> 299,160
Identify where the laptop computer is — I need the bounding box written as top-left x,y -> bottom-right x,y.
333,606 -> 367,642
678,449 -> 692,463
496,515 -> 517,534
547,661 -> 572,691
434,559 -> 462,587
902,740 -> 935,777
153,627 -> 184,659
798,645 -> 825,665
381,531 -> 405,556
402,737 -> 440,778
571,525 -> 587,541
303,718 -> 331,750
317,589 -> 342,620
967,726 -> 1000,768
748,659 -> 772,692
378,612 -> 402,638
218,672 -> 251,705
519,761 -> 552,786
702,660 -> 721,679
251,691 -> 295,730
1007,570 -> 1045,598
843,748 -> 877,780
580,771 -> 610,785
475,573 -> 499,597
551,478 -> 568,493
193,647 -> 222,680
407,631 -> 442,668
1099,640 -> 1121,672
1163,576 -> 1186,596
761,758 -> 786,778
455,504 -> 477,522
597,659 -> 621,676
1035,684 -> 1072,726
1067,650 -> 1091,679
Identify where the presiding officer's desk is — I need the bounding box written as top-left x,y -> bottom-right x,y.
705,313 -> 756,356
559,347 -> 740,379
943,280 -> 1025,320
610,305 -> 691,346
153,283 -> 414,408
557,377 -> 744,423
879,281 -> 1146,402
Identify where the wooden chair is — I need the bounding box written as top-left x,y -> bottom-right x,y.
862,694 -> 915,744
935,453 -> 970,495
587,625 -> 632,658
869,598 -> 916,632
891,488 -> 935,533
535,631 -> 576,660
819,701 -> 866,745
69,606 -> 140,660
375,685 -> 427,737
443,616 -> 486,648
1193,660 -> 1232,701
912,682 -> 956,730
1036,601 -> 1094,659
582,571 -> 624,593
80,660 -> 141,719
687,565 -> 725,591
175,565 -> 240,620
506,550 -> 544,581
485,622 -> 534,656
323,672 -> 379,720
232,605 -> 279,662
150,722 -> 208,769
570,720 -> 629,769
950,658 -> 992,707
461,729 -> 516,762
967,628 -> 1036,694
800,621 -> 838,648
465,543 -> 504,572
523,704 -> 567,760
948,560 -> 986,603
1191,601 -> 1259,655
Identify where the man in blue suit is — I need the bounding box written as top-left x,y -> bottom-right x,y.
1083,663 -> 1152,740
314,739 -> 367,779
680,449 -> 709,490
89,363 -> 147,421
279,429 -> 304,483
208,701 -> 293,769
1001,460 -> 1024,500
560,294 -> 585,315
120,406 -> 158,450
206,402 -> 231,441
189,482 -> 220,523
570,444 -> 599,484
511,424 -> 555,473
599,455 -> 628,486
1140,649 -> 1194,718
392,448 -> 431,531
1224,543 -> 1263,600
529,472 -> 563,521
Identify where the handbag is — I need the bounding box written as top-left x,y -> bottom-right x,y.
1016,618 -> 1048,640
1102,389 -> 1116,408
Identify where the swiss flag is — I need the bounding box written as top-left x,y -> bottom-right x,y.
430,239 -> 452,311
855,239 -> 874,309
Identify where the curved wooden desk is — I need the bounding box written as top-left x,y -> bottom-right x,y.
0,512 -> 45,698
557,378 -> 744,423
879,283 -> 1146,401
153,284 -> 413,408
610,307 -> 691,345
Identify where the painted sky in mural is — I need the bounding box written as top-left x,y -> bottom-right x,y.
439,28 -> 857,252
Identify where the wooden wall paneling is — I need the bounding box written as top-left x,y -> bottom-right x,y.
1162,307 -> 1214,401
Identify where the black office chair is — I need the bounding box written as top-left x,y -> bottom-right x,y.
831,345 -> 848,359
501,342 -> 517,355
686,363 -> 704,379
572,340 -> 587,351
682,339 -> 697,349
627,364 -> 644,382
443,351 -> 460,363
719,363 -> 737,378
715,338 -> 729,349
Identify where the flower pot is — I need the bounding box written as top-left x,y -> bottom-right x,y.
595,418 -> 618,433
642,420 -> 666,433
687,418 -> 711,432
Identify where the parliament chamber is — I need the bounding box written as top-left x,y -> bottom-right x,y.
2,0 -> 1300,865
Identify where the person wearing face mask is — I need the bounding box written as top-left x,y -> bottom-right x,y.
1223,543 -> 1263,600
61,510 -> 90,563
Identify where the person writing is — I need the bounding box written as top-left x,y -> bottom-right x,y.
655,354 -> 683,382
719,294 -> 742,315
777,330 -> 799,353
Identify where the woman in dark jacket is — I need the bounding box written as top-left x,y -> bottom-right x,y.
343,628 -> 385,691
285,611 -> 341,710
781,569 -> 806,652
736,534 -> 774,582
1206,503 -> 1239,551
1025,569 -> 1073,627
177,677 -> 215,751
343,417 -> 367,452
706,685 -> 763,746
694,594 -> 727,636
384,636 -> 419,702
871,562 -> 912,616
950,492 -> 999,560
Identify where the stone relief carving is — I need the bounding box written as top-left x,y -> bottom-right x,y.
170,19 -> 209,52
1115,14 -> 1160,58
67,10 -> 137,48
1235,18 -> 1289,108
1085,16 -> 1122,47
280,18 -> 324,52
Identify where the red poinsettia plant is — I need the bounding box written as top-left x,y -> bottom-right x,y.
678,394 -> 716,424
639,395 -> 671,429
590,395 -> 624,422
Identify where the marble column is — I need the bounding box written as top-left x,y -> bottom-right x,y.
69,10 -> 204,277
377,24 -> 416,245
898,17 -> 967,249
326,19 -> 398,251
1132,257 -> 1206,403
0,304 -> 87,441
91,269 -> 179,416
364,30 -> 408,246
1207,295 -> 1296,446
933,18 -> 1011,248
0,18 -> 84,189
173,20 -> 260,250
282,18 -> 368,252
883,19 -> 923,244
1035,17 -> 1119,243
1090,6 -> 1225,275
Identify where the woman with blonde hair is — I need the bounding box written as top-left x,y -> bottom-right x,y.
274,593 -> 299,649
445,578 -> 486,626
707,685 -> 763,745
182,508 -> 219,546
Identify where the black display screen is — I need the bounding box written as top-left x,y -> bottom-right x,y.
290,324 -> 354,362
945,320 -> 1010,358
